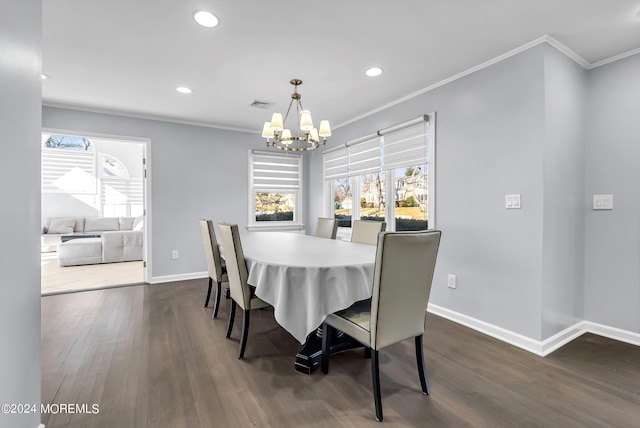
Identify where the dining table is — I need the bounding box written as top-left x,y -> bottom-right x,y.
238,231 -> 378,373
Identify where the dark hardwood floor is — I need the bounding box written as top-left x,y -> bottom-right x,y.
41,280 -> 640,427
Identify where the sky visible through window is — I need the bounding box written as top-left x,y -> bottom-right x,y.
44,135 -> 93,151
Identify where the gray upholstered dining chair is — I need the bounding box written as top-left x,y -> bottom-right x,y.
321,229 -> 442,422
199,219 -> 228,319
351,220 -> 386,245
315,217 -> 338,239
218,223 -> 272,359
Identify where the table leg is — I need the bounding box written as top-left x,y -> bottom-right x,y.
294,327 -> 362,374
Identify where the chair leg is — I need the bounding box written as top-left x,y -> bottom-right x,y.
238,309 -> 250,359
204,277 -> 213,307
321,323 -> 332,374
371,349 -> 383,422
226,300 -> 236,338
415,335 -> 430,395
211,280 -> 222,319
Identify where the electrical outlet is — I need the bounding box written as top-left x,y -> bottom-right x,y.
171,250 -> 179,260
447,274 -> 457,289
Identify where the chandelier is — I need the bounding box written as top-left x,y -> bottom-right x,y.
261,79 -> 331,151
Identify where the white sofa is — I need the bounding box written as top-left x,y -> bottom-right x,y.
42,216 -> 143,266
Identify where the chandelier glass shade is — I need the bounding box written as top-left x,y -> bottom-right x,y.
261,79 -> 331,151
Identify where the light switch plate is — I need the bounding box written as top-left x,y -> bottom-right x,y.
593,194 -> 613,210
505,194 -> 521,209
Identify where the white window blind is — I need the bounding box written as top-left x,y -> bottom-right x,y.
382,123 -> 428,170
348,137 -> 381,176
323,147 -> 349,180
101,178 -> 143,205
251,152 -> 301,190
42,149 -> 95,193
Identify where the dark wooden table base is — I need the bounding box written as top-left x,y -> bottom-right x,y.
295,328 -> 362,374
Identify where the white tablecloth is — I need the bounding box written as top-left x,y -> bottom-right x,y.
240,232 -> 377,344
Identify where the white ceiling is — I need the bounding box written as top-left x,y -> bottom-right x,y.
42,0 -> 640,133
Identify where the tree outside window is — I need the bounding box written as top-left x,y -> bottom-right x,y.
360,172 -> 385,223
255,192 -> 295,222
333,178 -> 352,227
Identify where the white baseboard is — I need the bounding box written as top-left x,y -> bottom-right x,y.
583,321 -> 640,347
150,271 -> 207,284
427,304 -> 640,357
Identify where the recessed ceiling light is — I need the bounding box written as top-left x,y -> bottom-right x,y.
176,86 -> 193,94
41,73 -> 50,80
365,67 -> 383,77
194,10 -> 219,28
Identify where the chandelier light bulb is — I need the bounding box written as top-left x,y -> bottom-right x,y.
318,120 -> 332,137
270,112 -> 284,132
310,128 -> 319,143
262,122 -> 274,138
300,110 -> 314,131
281,129 -> 292,144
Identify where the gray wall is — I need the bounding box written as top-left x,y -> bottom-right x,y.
42,107 -> 264,279
0,1 -> 42,428
312,45 -> 552,340
584,53 -> 640,332
310,44 -> 639,342
540,47 -> 587,338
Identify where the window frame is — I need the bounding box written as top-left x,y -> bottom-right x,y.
248,150 -> 304,231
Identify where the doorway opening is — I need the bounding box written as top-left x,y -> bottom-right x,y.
40,130 -> 150,294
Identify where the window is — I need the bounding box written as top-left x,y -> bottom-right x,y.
323,116 -> 434,232
333,177 -> 352,227
42,133 -> 144,218
360,173 -> 386,223
393,165 -> 428,231
42,134 -> 95,193
249,151 -> 303,230
382,121 -> 430,231
102,154 -> 129,177
100,154 -> 143,217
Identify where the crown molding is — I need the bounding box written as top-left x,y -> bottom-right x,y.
542,35 -> 590,68
335,35 -> 639,129
589,47 -> 640,69
42,101 -> 256,134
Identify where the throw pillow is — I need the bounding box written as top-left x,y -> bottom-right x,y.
133,216 -> 144,231
84,217 -> 120,232
119,216 -> 135,230
47,219 -> 76,234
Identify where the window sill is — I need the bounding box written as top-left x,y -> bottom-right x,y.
246,223 -> 305,232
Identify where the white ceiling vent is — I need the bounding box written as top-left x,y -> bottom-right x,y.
249,100 -> 274,109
